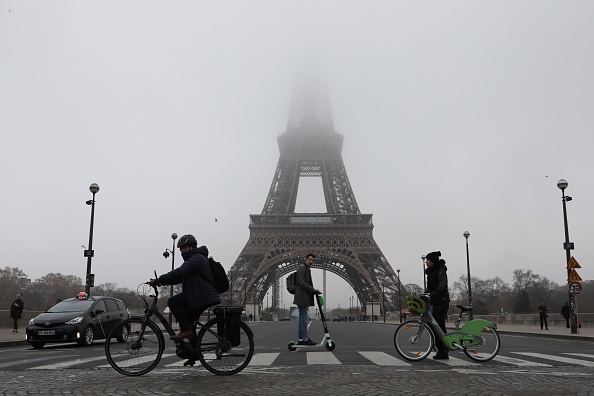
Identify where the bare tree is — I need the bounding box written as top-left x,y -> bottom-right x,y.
0,266 -> 29,304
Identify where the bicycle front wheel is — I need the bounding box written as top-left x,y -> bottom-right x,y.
394,320 -> 434,361
105,318 -> 165,376
463,327 -> 500,362
197,317 -> 254,375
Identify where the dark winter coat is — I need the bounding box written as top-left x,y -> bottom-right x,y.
425,262 -> 450,306
157,246 -> 221,314
293,263 -> 316,307
10,298 -> 24,319
561,303 -> 571,319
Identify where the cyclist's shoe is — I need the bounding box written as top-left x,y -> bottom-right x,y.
299,338 -> 317,346
183,359 -> 196,366
433,353 -> 449,360
176,341 -> 194,359
171,329 -> 194,341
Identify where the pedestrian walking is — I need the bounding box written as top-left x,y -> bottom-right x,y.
538,299 -> 548,330
424,251 -> 450,359
561,302 -> 571,328
10,294 -> 24,333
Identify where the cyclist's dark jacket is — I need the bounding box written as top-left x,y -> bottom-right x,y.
157,245 -> 221,313
425,261 -> 450,305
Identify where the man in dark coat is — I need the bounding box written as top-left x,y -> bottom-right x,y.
293,253 -> 321,345
10,294 -> 24,333
425,251 -> 450,359
151,234 -> 221,341
561,302 -> 571,328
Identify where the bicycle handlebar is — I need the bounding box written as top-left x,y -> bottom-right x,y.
419,293 -> 431,301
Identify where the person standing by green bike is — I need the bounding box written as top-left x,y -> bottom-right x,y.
424,251 -> 450,359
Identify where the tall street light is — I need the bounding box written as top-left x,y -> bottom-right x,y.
84,183 -> 100,296
397,268 -> 402,323
463,231 -> 473,319
382,281 -> 386,323
421,256 -> 427,290
163,233 -> 178,325
557,179 -> 577,334
349,296 -> 352,321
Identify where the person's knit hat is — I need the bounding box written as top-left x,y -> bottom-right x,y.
425,251 -> 441,264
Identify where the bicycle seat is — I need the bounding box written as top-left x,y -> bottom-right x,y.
456,304 -> 474,312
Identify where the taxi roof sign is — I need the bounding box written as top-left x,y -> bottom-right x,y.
567,269 -> 582,282
567,256 -> 581,269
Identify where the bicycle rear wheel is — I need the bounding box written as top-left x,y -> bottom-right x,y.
394,320 -> 434,361
105,318 -> 165,376
464,327 -> 500,362
196,317 -> 254,375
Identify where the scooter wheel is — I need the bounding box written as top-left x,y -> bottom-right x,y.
288,341 -> 297,352
325,340 -> 336,351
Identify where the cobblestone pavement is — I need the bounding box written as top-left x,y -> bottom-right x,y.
1,366 -> 593,395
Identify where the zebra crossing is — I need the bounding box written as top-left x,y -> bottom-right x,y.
8,350 -> 594,371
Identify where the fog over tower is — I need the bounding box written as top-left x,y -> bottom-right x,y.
226,73 -> 403,319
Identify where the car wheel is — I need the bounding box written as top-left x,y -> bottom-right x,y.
30,341 -> 45,349
116,323 -> 129,343
77,325 -> 94,346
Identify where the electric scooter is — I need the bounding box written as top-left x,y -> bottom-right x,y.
288,294 -> 336,351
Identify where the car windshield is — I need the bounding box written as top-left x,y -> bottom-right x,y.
47,300 -> 94,313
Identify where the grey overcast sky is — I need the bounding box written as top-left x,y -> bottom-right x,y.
2,1 -> 593,310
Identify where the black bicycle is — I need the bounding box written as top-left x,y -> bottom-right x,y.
105,281 -> 254,376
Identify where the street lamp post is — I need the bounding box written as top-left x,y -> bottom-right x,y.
557,179 -> 578,334
349,296 -> 352,321
463,231 -> 473,319
84,183 -> 100,296
382,282 -> 386,323
421,256 -> 427,290
397,269 -> 402,323
371,290 -> 374,322
162,233 -> 178,325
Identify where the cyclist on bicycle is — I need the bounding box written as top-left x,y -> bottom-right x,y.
150,234 -> 221,341
424,251 -> 450,359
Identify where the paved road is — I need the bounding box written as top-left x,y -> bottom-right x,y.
1,322 -> 592,395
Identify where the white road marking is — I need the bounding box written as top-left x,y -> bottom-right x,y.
358,351 -> 411,366
513,352 -> 594,367
30,355 -> 108,369
306,351 -> 341,365
431,355 -> 480,366
248,352 -> 280,366
493,355 -> 551,367
96,353 -> 176,368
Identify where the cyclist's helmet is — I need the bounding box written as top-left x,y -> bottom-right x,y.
177,234 -> 198,248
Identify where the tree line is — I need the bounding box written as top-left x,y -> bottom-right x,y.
404,268 -> 593,315
1,266 -> 592,316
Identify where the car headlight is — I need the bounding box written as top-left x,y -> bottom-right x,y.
66,317 -> 84,325
28,318 -> 35,326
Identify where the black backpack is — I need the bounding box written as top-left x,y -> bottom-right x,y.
286,271 -> 298,294
208,257 -> 230,293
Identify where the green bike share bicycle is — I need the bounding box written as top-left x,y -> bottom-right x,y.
394,294 -> 500,362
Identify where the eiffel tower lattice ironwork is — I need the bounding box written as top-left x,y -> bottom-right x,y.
226,78 -> 404,320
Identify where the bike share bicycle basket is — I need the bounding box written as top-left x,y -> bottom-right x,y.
406,296 -> 428,315
214,306 -> 242,347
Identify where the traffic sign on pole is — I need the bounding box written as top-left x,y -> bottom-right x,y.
569,281 -> 582,295
567,269 -> 582,281
566,256 -> 581,269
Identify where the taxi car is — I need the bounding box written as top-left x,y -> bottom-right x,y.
26,292 -> 129,349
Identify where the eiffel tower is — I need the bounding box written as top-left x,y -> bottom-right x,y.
226,77 -> 403,319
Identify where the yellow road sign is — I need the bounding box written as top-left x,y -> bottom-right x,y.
567,269 -> 582,281
567,256 -> 581,269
